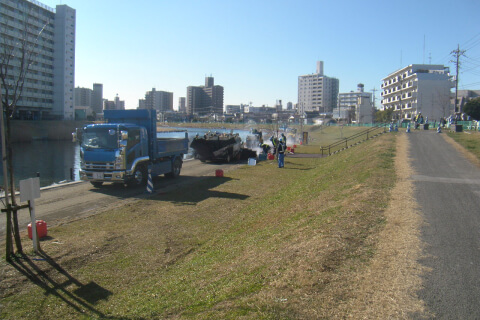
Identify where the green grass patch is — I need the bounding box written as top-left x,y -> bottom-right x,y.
294,125 -> 386,154
446,131 -> 480,161
1,134 -> 397,319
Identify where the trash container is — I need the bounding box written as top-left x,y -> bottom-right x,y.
28,220 -> 47,239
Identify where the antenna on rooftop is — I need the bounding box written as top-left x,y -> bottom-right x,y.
423,35 -> 425,64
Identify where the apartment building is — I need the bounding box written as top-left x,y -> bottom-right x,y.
140,88 -> 173,112
104,94 -> 125,111
74,86 -> 92,107
0,0 -> 75,119
298,61 -> 339,114
187,77 -> 224,116
381,64 -> 453,121
338,84 -> 373,123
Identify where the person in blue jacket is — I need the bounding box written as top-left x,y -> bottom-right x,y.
277,137 -> 285,168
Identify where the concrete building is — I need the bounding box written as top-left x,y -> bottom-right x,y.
178,97 -> 186,113
74,87 -> 92,108
114,94 -> 125,110
74,83 -> 104,118
92,83 -> 103,114
298,61 -> 339,114
338,84 -> 373,123
454,90 -> 480,113
104,95 -> 124,111
104,100 -> 115,111
357,95 -> 373,124
187,76 -> 224,116
381,64 -> 453,121
140,88 -> 173,112
0,0 -> 76,119
225,105 -> 242,115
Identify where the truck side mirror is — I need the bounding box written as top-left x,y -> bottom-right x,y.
72,128 -> 83,143
120,130 -> 128,147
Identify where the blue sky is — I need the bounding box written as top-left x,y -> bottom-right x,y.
41,0 -> 480,110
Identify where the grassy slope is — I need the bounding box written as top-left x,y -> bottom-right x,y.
1,133 -> 396,319
446,131 -> 480,161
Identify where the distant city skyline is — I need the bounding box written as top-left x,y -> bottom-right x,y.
39,0 -> 480,110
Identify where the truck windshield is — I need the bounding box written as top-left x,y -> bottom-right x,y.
82,127 -> 118,149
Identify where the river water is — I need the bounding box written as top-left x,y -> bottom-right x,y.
0,127 -> 254,188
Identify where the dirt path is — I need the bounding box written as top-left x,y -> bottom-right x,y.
335,132 -> 428,318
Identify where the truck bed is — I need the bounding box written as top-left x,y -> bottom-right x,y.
154,137 -> 189,159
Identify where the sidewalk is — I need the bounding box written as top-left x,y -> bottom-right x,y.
408,131 -> 480,319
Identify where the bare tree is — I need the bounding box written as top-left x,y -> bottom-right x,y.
1,8 -> 49,260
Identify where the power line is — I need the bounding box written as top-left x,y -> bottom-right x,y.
463,33 -> 480,51
460,81 -> 480,89
462,33 -> 480,45
433,33 -> 480,65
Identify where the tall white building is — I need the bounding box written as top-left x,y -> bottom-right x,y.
298,61 -> 339,114
0,0 -> 75,120
381,64 -> 453,121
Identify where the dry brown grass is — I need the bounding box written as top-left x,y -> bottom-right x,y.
328,132 -> 430,318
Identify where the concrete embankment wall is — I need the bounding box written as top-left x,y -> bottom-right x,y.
8,120 -> 92,143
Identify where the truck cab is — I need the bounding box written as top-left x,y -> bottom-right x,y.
74,109 -> 188,187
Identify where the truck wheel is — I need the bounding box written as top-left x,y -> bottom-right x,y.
166,158 -> 182,178
91,181 -> 103,188
128,165 -> 147,187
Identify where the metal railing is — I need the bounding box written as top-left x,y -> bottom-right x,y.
319,125 -> 387,156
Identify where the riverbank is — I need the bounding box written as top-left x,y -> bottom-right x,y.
6,120 -> 91,143
1,132 -> 408,319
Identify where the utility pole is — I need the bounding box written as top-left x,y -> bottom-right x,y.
451,44 -> 466,113
371,87 -> 377,110
371,87 -> 377,123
